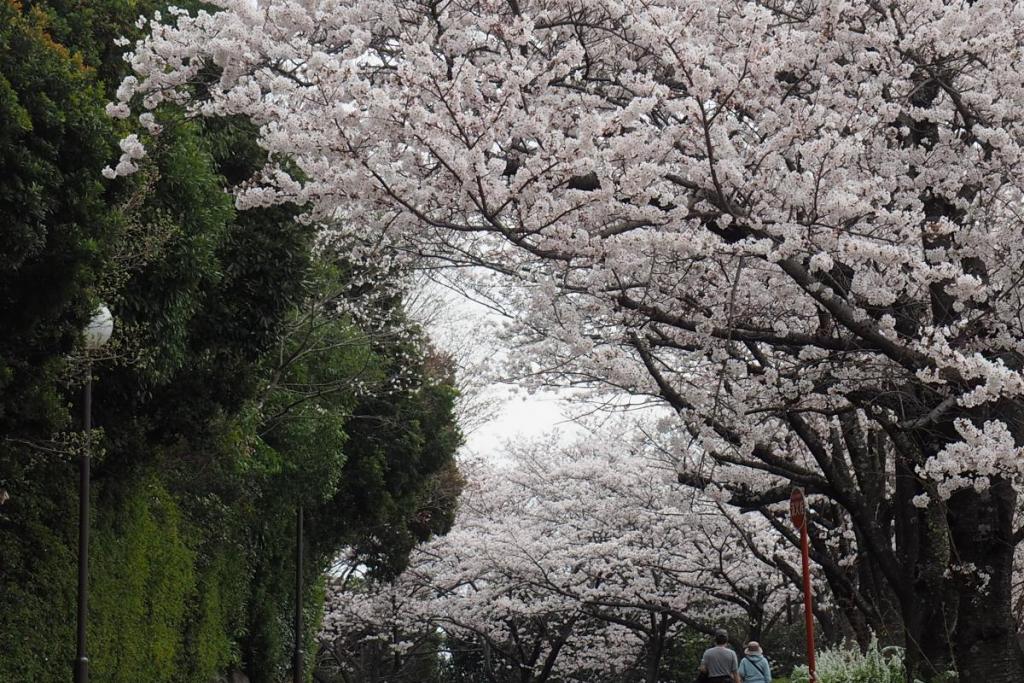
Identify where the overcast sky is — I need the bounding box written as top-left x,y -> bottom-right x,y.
461,386 -> 583,456
412,274 -> 585,460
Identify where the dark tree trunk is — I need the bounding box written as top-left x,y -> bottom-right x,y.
644,639 -> 662,683
838,591 -> 873,651
746,600 -> 764,643
947,480 -> 1024,682
898,466 -> 1024,682
854,526 -> 903,647
644,616 -> 669,683
893,449 -> 955,681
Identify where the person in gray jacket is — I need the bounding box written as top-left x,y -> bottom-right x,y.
738,642 -> 772,683
699,629 -> 740,683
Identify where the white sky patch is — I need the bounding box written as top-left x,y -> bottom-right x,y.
462,385 -> 584,457
409,272 -> 585,461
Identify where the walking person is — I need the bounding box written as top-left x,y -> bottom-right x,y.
738,642 -> 772,683
699,629 -> 740,683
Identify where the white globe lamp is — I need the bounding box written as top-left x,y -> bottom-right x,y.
84,305 -> 114,351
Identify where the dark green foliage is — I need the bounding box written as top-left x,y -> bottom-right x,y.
0,451 -> 77,682
177,547 -> 250,680
315,356 -> 464,578
0,461 -> 245,683
0,6 -> 111,677
234,264 -> 463,681
0,0 -> 114,438
24,0 -> 167,91
0,2 -> 463,681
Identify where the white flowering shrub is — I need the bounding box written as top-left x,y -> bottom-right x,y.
790,640 -> 904,683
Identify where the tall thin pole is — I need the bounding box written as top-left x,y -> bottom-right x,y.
75,363 -> 92,683
294,504 -> 304,683
800,520 -> 816,683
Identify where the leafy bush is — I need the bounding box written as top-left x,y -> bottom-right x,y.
89,480 -> 197,682
790,639 -> 903,683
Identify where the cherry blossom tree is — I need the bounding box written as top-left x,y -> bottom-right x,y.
322,477 -> 597,683
321,438 -> 803,682
113,1 -> 1024,678
318,567 -> 442,682
488,437 -> 802,679
407,460 -> 616,683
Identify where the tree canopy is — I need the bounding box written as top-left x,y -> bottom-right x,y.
111,1 -> 1024,679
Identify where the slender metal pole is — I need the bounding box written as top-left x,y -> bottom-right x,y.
800,520 -> 816,683
75,364 -> 92,683
294,504 -> 304,683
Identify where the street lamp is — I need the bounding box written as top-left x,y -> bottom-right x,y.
294,503 -> 304,683
76,305 -> 113,683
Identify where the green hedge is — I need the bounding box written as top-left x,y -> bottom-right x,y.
90,481 -> 197,680
0,473 -> 252,682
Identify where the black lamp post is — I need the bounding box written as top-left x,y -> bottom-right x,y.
76,305 -> 113,683
294,503 -> 304,683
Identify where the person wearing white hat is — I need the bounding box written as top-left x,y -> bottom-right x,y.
738,642 -> 772,683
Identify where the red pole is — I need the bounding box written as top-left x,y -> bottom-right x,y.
800,520 -> 816,683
